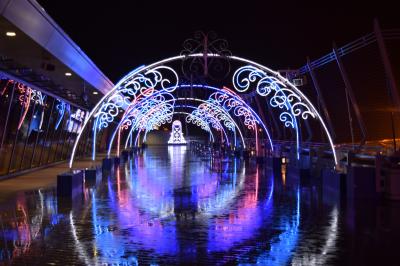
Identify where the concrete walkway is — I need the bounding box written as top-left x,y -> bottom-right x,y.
0,157 -> 101,203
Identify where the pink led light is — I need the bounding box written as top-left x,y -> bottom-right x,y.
1,80 -> 14,96
17,83 -> 32,130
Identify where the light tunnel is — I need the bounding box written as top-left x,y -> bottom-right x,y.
109,97 -> 248,157
121,105 -> 229,154
69,54 -> 337,168
131,107 -> 227,149
104,82 -> 278,159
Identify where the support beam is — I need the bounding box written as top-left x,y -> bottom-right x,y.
374,19 -> 400,151
307,57 -> 336,140
333,43 -> 367,146
374,19 -> 400,113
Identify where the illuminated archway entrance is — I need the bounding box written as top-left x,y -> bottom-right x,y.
69,53 -> 337,167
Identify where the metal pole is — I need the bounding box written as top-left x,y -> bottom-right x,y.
374,18 -> 400,152
374,19 -> 400,112
307,57 -> 336,140
333,43 -> 367,147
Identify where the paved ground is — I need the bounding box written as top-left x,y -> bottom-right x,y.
1,148 -> 400,265
0,156 -> 102,203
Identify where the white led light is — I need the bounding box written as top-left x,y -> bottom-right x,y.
6,32 -> 16,37
65,72 -> 72,76
69,53 -> 337,168
168,120 -> 187,144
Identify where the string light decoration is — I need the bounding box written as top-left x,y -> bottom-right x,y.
233,65 -> 314,128
168,120 -> 187,144
1,79 -> 14,96
121,98 -> 237,151
55,99 -> 69,130
17,83 -> 45,130
106,90 -> 175,157
94,66 -> 178,131
87,66 -> 179,161
141,109 -> 219,146
120,84 -> 253,150
180,31 -> 232,80
69,53 -> 337,168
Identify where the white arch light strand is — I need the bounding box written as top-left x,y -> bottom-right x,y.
68,54 -> 337,167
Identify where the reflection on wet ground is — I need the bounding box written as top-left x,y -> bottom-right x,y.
1,146 -> 400,265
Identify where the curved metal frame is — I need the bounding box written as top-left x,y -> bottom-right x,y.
69,54 -> 337,167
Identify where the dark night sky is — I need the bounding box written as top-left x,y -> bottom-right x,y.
38,0 -> 399,83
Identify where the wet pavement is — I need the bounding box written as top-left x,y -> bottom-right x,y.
1,146 -> 400,265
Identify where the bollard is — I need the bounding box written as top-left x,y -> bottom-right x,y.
383,167 -> 400,200
102,158 -> 113,171
57,170 -> 83,198
85,167 -> 100,187
85,168 -> 97,180
322,168 -> 346,205
347,164 -> 377,200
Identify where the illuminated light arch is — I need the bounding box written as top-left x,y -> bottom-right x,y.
208,88 -> 257,130
103,87 -> 240,155
125,105 -> 233,149
119,101 -> 176,156
206,86 -> 270,155
233,66 -> 303,159
139,108 -> 228,147
138,107 -> 219,144
159,111 -> 215,142
144,84 -> 272,147
121,98 -> 240,155
189,102 -> 236,146
69,53 -> 336,168
140,111 -> 217,144
106,90 -> 176,157
105,95 -> 233,158
125,103 -> 231,150
90,65 -> 179,162
116,83 -> 271,155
